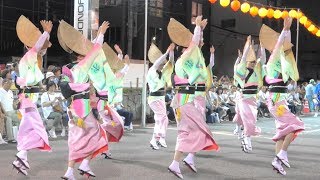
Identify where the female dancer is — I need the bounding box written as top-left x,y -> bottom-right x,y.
260,18 -> 304,175
58,20 -> 109,179
147,43 -> 175,150
233,36 -> 264,152
12,16 -> 52,176
168,16 -> 219,179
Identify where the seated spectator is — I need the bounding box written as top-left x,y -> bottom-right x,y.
0,79 -> 20,143
165,89 -> 175,122
257,86 -> 270,117
287,90 -> 302,115
206,90 -> 219,123
41,81 -> 67,138
114,102 -> 133,131
217,87 -> 232,121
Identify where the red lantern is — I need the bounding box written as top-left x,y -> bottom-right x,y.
282,10 -> 289,19
267,8 -> 274,18
209,0 -> 218,4
230,0 -> 241,12
250,6 -> 259,17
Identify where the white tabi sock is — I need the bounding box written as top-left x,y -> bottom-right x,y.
277,150 -> 288,160
17,150 -> 28,160
169,160 -> 181,173
64,167 -> 74,177
79,159 -> 90,171
184,153 -> 195,164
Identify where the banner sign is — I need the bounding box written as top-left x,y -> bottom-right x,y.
74,0 -> 89,38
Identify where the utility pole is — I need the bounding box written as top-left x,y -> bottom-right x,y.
141,0 -> 148,127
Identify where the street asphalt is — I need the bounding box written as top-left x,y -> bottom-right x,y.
0,115 -> 319,180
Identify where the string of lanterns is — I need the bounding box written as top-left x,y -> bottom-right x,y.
208,0 -> 320,38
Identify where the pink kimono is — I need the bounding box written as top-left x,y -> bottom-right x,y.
62,44 -> 108,163
16,32 -> 51,152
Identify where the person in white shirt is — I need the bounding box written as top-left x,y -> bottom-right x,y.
0,99 -> 6,144
41,81 -> 65,138
257,86 -> 269,117
0,78 -> 20,143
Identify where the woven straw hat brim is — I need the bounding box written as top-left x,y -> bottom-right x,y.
247,45 -> 256,62
16,15 -> 51,48
102,43 -> 124,72
57,21 -> 73,53
167,18 -> 193,48
58,20 -> 93,56
259,24 -> 293,52
148,43 -> 166,64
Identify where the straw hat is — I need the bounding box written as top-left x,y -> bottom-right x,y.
16,15 -> 51,48
148,43 -> 165,64
57,22 -> 73,53
58,20 -> 93,56
247,45 -> 256,62
102,43 -> 124,72
259,24 -> 293,52
167,18 -> 193,47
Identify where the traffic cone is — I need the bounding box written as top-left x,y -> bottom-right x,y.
303,100 -> 310,113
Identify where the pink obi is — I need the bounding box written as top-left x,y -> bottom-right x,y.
265,76 -> 283,84
174,75 -> 189,86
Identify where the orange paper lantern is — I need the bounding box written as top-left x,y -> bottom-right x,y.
230,0 -> 241,12
209,0 -> 218,4
289,9 -> 297,18
282,10 -> 289,19
267,8 -> 274,18
299,16 -> 308,24
308,25 -> 315,32
304,20 -> 312,28
258,8 -> 268,18
296,12 -> 303,19
312,27 -> 319,35
273,10 -> 282,19
316,30 -> 320,37
250,6 -> 259,17
220,0 -> 230,7
241,2 -> 250,13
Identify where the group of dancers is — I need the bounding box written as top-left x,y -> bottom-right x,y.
10,13 -> 304,180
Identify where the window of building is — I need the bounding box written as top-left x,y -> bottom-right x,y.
105,27 -> 121,45
149,0 -> 163,17
191,1 -> 203,24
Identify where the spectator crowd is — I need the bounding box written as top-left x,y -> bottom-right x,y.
0,61 -> 319,145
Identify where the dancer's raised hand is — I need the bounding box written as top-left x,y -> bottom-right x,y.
40,20 -> 53,33
99,21 -> 110,35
